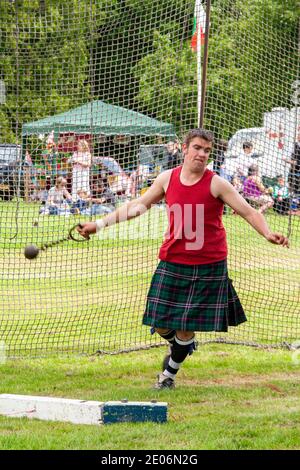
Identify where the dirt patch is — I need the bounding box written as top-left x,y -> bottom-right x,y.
182,371 -> 300,388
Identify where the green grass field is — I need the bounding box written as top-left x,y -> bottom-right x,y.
0,201 -> 300,449
0,344 -> 300,450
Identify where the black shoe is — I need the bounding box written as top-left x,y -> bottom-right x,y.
154,373 -> 175,390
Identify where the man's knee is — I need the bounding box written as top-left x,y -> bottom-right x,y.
176,330 -> 194,341
155,327 -> 171,336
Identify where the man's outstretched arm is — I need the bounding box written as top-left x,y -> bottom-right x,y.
77,170 -> 171,238
211,175 -> 289,247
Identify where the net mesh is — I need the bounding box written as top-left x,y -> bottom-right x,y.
0,0 -> 299,357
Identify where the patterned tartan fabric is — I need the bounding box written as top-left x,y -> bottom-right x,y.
143,260 -> 246,332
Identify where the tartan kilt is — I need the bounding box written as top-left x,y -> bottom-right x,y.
143,259 -> 246,332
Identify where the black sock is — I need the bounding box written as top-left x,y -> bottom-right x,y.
157,329 -> 176,345
163,335 -> 195,379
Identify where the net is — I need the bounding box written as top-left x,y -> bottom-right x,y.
0,0 -> 299,357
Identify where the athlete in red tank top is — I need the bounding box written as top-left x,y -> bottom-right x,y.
77,128 -> 289,390
159,166 -> 227,264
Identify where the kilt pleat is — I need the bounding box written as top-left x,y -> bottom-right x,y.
143,260 -> 246,332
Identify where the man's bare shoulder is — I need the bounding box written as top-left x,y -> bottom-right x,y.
154,169 -> 173,190
210,174 -> 233,197
156,169 -> 173,181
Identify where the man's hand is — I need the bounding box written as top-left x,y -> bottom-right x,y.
77,222 -> 97,239
265,232 -> 289,247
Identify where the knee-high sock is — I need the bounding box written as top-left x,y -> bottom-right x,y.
157,329 -> 176,345
163,335 -> 195,379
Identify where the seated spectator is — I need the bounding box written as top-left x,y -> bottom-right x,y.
271,175 -> 290,215
231,174 -> 243,193
40,176 -> 72,215
91,181 -> 116,215
71,189 -> 90,215
242,165 -> 274,214
30,184 -> 48,204
75,181 -> 117,216
236,141 -> 259,182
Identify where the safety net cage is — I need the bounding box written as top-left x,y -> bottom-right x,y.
0,0 -> 299,357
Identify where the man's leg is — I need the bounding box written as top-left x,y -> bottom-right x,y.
154,327 -> 176,370
155,327 -> 176,345
155,330 -> 196,389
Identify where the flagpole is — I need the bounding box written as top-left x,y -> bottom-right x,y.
199,0 -> 211,128
196,1 -> 202,127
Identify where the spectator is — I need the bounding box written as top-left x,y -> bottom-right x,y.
72,182 -> 117,216
236,141 -> 259,182
271,175 -> 290,215
71,189 -> 90,215
30,184 -> 48,204
41,176 -> 72,215
213,139 -> 229,180
284,132 -> 300,196
231,175 -> 243,194
68,140 -> 92,200
43,142 -> 59,187
129,165 -> 151,197
243,165 -> 273,214
90,181 -> 117,215
166,140 -> 182,169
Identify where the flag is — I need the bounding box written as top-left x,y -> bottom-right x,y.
191,0 -> 206,52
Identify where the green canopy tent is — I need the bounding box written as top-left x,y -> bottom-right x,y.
22,100 -> 176,138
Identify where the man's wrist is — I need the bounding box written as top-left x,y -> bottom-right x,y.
95,219 -> 105,232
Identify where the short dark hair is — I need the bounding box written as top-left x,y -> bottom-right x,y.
216,138 -> 228,151
248,164 -> 258,176
184,128 -> 214,147
243,141 -> 253,150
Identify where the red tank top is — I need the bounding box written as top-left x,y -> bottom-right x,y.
159,167 -> 227,265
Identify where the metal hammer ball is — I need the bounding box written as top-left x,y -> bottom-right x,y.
24,245 -> 39,260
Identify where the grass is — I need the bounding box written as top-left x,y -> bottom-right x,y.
0,344 -> 300,450
0,202 -> 299,449
0,201 -> 300,356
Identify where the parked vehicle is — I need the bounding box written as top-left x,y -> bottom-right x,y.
224,108 -> 299,181
0,144 -> 23,200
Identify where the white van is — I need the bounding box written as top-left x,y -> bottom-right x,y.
223,107 -> 299,180
225,127 -> 288,179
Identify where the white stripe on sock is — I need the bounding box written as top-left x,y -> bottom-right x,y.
168,358 -> 180,370
175,335 -> 195,346
163,369 -> 176,379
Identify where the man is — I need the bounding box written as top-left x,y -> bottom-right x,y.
284,133 -> 300,196
236,141 -> 259,181
271,175 -> 290,215
78,128 -> 289,389
166,140 -> 182,169
212,138 -> 230,181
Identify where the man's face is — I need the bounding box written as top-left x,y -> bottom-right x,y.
278,178 -> 284,187
182,137 -> 212,172
166,142 -> 176,153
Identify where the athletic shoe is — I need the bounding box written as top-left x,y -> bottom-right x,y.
154,373 -> 175,390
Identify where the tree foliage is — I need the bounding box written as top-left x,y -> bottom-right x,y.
0,0 -> 298,143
